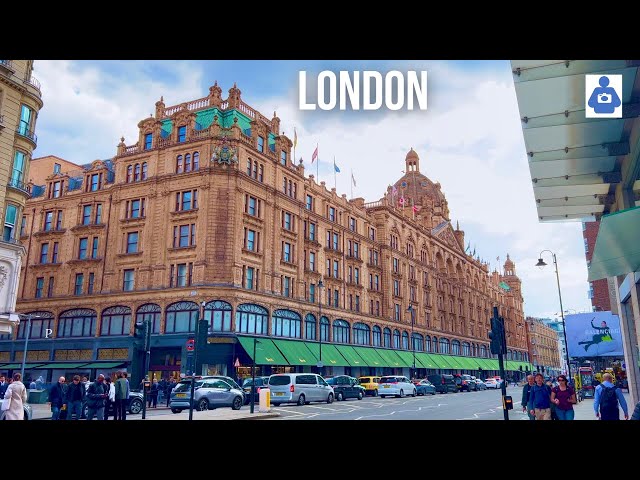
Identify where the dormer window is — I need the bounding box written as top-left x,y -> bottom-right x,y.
49,180 -> 64,199
257,136 -> 264,153
53,163 -> 61,174
178,125 -> 186,143
86,172 -> 102,192
144,133 -> 153,150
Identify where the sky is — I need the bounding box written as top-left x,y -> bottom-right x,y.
30,60 -> 594,319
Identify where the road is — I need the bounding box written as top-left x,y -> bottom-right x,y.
268,384 -> 529,420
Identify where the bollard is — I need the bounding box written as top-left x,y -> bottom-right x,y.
258,387 -> 271,412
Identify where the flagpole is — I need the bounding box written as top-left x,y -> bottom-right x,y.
350,169 -> 353,200
316,143 -> 319,183
333,156 -> 337,191
293,128 -> 296,168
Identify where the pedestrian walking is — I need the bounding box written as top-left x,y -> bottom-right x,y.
0,374 -> 9,399
65,375 -> 85,420
594,372 -> 628,420
149,379 -> 159,408
2,373 -> 28,420
103,376 -> 115,420
545,379 -> 559,420
529,373 -> 552,420
29,378 -> 36,389
114,371 -> 128,420
166,378 -> 176,407
86,374 -> 108,420
521,374 -> 536,420
551,374 -> 577,420
49,376 -> 67,420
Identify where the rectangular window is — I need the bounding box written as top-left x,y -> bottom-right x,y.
123,269 -> 134,291
91,237 -> 99,259
309,283 -> 316,303
306,194 -> 313,211
35,277 -> 44,298
333,233 -> 339,250
326,259 -> 331,277
349,217 -> 356,232
283,276 -> 291,297
176,263 -> 188,287
126,232 -> 139,253
355,268 -> 360,285
40,243 -> 49,264
283,242 -> 291,262
82,205 -> 92,225
333,260 -> 339,278
175,190 -> 198,211
393,257 -> 399,273
11,151 -> 26,185
375,275 -> 379,291
246,266 -> 254,289
394,304 -> 400,321
247,159 -> 252,176
78,237 -> 88,259
54,163 -> 61,174
144,133 -> 153,150
369,227 -> 375,241
309,251 -> 316,271
90,173 -> 100,192
281,150 -> 287,166
394,279 -> 400,296
47,277 -> 55,298
18,105 -> 32,137
329,206 -> 336,222
44,211 -> 53,231
3,204 -> 17,241
178,125 -> 186,142
283,212 -> 291,230
247,196 -> 257,216
334,289 -> 340,308
127,198 -> 145,219
52,180 -> 63,198
258,164 -> 263,182
88,272 -> 95,295
369,274 -> 373,289
95,204 -> 102,224
353,242 -> 359,259
56,211 -> 63,230
355,295 -> 360,312
309,222 -> 316,241
245,229 -> 256,251
257,136 -> 264,152
376,301 -> 380,316
74,273 -> 84,296
20,215 -> 27,236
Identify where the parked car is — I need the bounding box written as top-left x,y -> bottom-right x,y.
0,403 -> 32,420
81,389 -> 144,419
378,376 -> 416,398
457,374 -> 477,392
325,375 -> 365,401
427,374 -> 458,394
268,373 -> 334,406
242,376 -> 270,405
358,376 -> 381,396
413,379 -> 437,396
484,379 -> 500,389
170,378 -> 243,413
474,379 -> 487,391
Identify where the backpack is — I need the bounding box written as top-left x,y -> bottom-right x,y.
599,386 -> 618,413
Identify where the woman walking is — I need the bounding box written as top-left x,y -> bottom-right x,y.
551,374 -> 577,420
2,373 -> 28,420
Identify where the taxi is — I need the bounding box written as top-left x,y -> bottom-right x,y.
358,376 -> 381,396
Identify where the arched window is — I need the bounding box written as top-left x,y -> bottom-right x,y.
101,306 -> 132,336
272,309 -> 301,338
165,301 -> 199,333
451,340 -> 461,356
136,303 -> 161,334
320,316 -> 329,342
439,338 -> 450,354
176,155 -> 183,173
372,326 -> 382,347
412,333 -> 424,352
235,303 -> 268,335
126,165 -> 133,183
134,163 -> 141,181
204,300 -> 232,332
141,162 -> 148,180
185,153 -> 192,172
432,336 -> 439,353
353,323 -> 370,346
193,152 -> 199,171
16,311 -> 54,339
480,345 -> 488,358
462,342 -> 471,357
402,331 -> 409,350
383,328 -> 392,348
333,319 -> 350,344
425,335 -> 431,352
393,329 -> 401,349
305,314 -> 316,340
58,309 -> 97,338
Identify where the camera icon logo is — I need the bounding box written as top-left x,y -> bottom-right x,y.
597,93 -> 612,104
586,75 -> 622,118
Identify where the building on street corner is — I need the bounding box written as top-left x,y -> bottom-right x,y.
0,60 -> 43,336
3,83 -> 532,386
525,317 -> 562,376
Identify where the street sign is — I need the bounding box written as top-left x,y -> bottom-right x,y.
316,361 -> 324,368
186,339 -> 195,352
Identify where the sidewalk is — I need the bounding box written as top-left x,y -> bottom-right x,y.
573,391 -> 632,420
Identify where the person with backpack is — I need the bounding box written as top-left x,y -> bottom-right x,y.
594,372 -> 628,420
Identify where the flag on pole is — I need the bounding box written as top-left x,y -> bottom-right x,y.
311,145 -> 318,163
412,205 -> 421,214
392,185 -> 398,198
294,127 -> 298,148
351,171 -> 356,187
465,242 -> 471,253
334,159 -> 341,173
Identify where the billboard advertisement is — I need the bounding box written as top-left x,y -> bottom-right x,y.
565,311 -> 624,358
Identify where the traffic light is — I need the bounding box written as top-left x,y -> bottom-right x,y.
503,395 -> 513,410
134,320 -> 150,351
489,315 -> 505,355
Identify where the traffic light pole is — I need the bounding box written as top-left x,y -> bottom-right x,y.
497,351 -> 508,421
141,317 -> 151,420
490,306 -> 509,421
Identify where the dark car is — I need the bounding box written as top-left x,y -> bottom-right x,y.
242,376 -> 270,405
82,390 -> 143,419
413,379 -> 437,396
457,374 -> 477,392
427,374 -> 458,394
325,375 -> 365,401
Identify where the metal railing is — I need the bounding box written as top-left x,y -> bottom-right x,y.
7,178 -> 31,196
0,114 -> 4,127
0,60 -> 14,71
16,125 -> 38,144
25,75 -> 41,92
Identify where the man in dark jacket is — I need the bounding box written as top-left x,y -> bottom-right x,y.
49,376 -> 67,420
521,374 -> 535,420
529,373 -> 552,420
86,374 -> 108,420
65,375 -> 86,420
0,374 -> 8,399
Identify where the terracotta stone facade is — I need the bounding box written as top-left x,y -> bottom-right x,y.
525,316 -> 561,373
10,83 -> 528,368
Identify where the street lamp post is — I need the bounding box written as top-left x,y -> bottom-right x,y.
317,279 -> 324,376
407,305 -> 416,380
535,250 -> 572,380
188,301 -> 206,421
250,337 -> 261,414
19,313 -> 44,381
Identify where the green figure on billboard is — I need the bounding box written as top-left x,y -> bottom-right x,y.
578,318 -> 612,352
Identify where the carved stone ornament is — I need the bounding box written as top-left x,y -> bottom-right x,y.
0,265 -> 8,291
211,133 -> 239,165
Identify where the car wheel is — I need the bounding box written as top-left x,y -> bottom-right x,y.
326,393 -> 334,404
412,389 -> 417,397
171,408 -> 182,414
373,389 -> 378,397
129,398 -> 143,415
400,389 -> 404,398
297,394 -> 306,406
380,395 -> 386,398
232,396 -> 242,410
272,403 -> 281,407
197,398 -> 209,411
337,391 -> 344,401
357,391 -> 363,400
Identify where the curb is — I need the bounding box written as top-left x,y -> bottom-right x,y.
233,412 -> 281,420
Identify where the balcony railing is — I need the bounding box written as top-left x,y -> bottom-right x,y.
0,114 -> 4,128
16,125 -> 38,145
0,60 -> 14,73
25,75 -> 41,92
7,178 -> 31,197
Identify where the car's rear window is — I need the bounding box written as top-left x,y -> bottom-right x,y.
379,377 -> 396,383
269,375 -> 291,386
325,377 -> 336,385
360,378 -> 370,384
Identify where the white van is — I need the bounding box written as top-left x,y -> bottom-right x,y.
268,373 -> 334,406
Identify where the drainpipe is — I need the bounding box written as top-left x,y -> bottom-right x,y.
100,194 -> 113,292
20,207 -> 36,300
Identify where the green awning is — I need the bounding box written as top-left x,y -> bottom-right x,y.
76,362 -> 126,369
415,352 -> 437,369
0,363 -> 45,369
588,206 -> 640,281
304,342 -> 350,367
32,362 -> 97,369
238,337 -> 288,365
395,350 -> 418,368
430,354 -> 456,369
485,359 -> 500,370
272,339 -> 317,366
441,355 -> 464,370
351,346 -> 386,367
454,356 -> 480,370
334,345 -> 366,367
375,349 -> 408,368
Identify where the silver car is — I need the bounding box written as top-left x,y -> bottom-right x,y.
268,373 -> 334,406
170,378 -> 244,413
